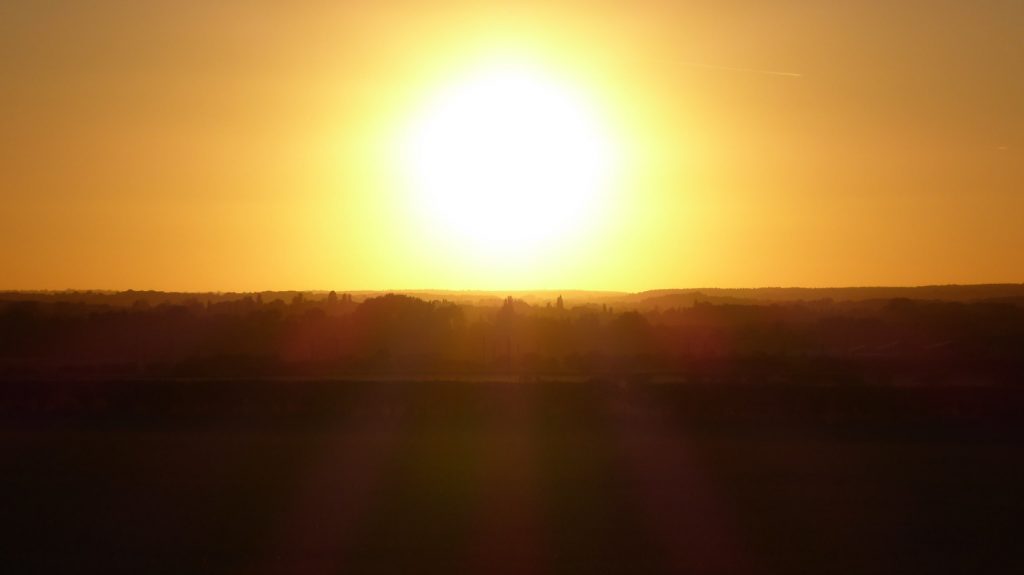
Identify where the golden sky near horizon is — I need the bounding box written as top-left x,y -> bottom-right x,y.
2,1 -> 1022,291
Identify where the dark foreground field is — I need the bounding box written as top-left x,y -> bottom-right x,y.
3,379 -> 1024,574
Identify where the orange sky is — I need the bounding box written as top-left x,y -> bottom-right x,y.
2,1 -> 1022,291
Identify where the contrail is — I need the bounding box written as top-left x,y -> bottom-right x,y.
678,61 -> 803,78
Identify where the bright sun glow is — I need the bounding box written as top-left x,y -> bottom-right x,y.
400,62 -> 619,261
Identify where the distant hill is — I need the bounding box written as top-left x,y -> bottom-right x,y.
625,284 -> 1024,309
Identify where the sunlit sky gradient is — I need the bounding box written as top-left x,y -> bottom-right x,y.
2,1 -> 1022,291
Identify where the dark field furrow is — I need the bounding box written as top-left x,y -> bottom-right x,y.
3,380 -> 1023,574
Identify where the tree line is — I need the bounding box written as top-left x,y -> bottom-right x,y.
1,292 -> 1022,382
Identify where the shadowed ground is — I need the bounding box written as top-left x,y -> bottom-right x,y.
3,379 -> 1023,574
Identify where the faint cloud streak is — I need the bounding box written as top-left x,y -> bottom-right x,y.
679,61 -> 803,78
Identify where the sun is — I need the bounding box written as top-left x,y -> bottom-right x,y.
399,61 -> 619,261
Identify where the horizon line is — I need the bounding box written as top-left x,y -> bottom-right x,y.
3,282 -> 1023,295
